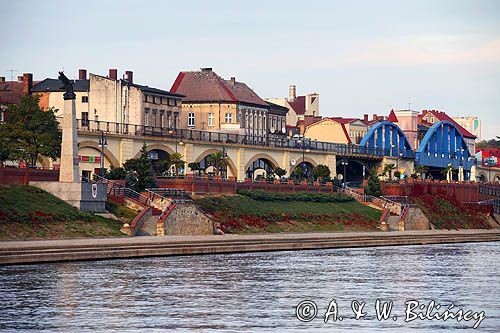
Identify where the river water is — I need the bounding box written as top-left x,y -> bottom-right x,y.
0,242 -> 499,332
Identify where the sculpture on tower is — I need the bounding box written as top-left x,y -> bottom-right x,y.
58,71 -> 76,100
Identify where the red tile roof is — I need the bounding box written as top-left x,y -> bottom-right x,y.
0,81 -> 23,104
170,69 -> 268,107
289,96 -> 306,115
329,117 -> 360,124
387,109 -> 398,122
421,110 -> 476,139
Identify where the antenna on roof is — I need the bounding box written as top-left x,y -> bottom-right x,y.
5,69 -> 17,81
408,98 -> 412,111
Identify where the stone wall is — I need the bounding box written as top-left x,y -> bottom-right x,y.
164,203 -> 213,236
405,206 -> 430,230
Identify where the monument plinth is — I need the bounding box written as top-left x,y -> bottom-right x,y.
30,71 -> 107,212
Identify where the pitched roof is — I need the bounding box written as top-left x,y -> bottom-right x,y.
32,78 -> 89,92
387,109 -> 398,122
422,110 -> 476,139
0,81 -> 23,104
329,117 -> 360,124
131,83 -> 184,98
170,69 -> 268,107
288,96 -> 306,115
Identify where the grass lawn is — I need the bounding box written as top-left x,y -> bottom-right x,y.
0,185 -> 124,240
195,194 -> 382,234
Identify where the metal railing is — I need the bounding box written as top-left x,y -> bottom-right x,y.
92,174 -> 151,207
76,119 -> 415,159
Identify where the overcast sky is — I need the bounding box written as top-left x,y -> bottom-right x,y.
2,0 -> 499,139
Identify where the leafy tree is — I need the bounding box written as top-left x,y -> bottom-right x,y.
476,139 -> 500,149
381,163 -> 396,180
0,95 -> 61,166
312,164 -> 330,181
123,143 -> 155,191
105,166 -> 127,180
394,170 -> 401,180
188,162 -> 201,176
169,152 -> 185,176
207,152 -> 227,177
365,171 -> 382,197
413,165 -> 428,179
274,167 -> 286,178
292,166 -> 304,179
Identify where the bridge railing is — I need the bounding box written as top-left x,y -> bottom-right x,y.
76,119 -> 406,158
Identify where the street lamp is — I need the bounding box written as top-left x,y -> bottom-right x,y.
341,159 -> 348,188
485,160 -> 491,183
98,130 -> 108,177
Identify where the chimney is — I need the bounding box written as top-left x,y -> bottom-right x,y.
22,73 -> 33,95
108,69 -> 117,80
372,113 -> 377,120
289,84 -> 296,102
230,77 -> 236,85
125,70 -> 133,84
0,77 -> 5,82
78,69 -> 87,80
17,76 -> 23,82
201,67 -> 212,72
363,114 -> 368,122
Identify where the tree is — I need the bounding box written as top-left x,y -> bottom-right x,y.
0,95 -> 61,166
312,164 -> 330,181
207,152 -> 227,177
274,167 -> 286,178
292,166 -> 304,179
188,162 -> 201,176
381,163 -> 396,180
105,166 -> 127,180
123,143 -> 155,191
413,165 -> 428,179
169,152 -> 185,176
365,171 -> 382,197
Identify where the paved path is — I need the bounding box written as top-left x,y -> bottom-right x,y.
1,229 -> 499,265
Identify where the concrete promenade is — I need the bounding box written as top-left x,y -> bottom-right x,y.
1,230 -> 499,265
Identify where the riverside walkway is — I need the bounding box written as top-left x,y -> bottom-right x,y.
1,230 -> 499,265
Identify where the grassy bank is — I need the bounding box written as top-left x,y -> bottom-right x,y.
195,192 -> 382,234
410,194 -> 496,229
0,185 -> 124,240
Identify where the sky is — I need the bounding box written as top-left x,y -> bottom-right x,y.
2,0 -> 499,139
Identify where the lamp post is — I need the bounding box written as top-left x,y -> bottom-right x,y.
169,128 -> 184,153
485,160 -> 491,183
341,159 -> 348,188
98,130 -> 108,177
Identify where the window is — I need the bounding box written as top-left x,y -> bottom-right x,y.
144,108 -> 150,126
225,113 -> 232,123
208,112 -> 214,127
168,98 -> 176,107
82,96 -> 88,103
152,109 -> 157,127
167,112 -> 172,128
82,112 -> 89,126
159,110 -> 164,127
188,112 -> 195,127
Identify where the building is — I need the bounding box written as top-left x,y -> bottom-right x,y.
452,116 -> 481,141
304,117 -> 368,144
388,109 -> 419,149
266,84 -> 319,127
32,69 -> 183,130
170,68 -> 285,138
420,110 -> 477,154
0,73 -> 34,122
31,69 -> 183,174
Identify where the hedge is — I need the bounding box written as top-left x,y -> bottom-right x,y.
236,190 -> 354,202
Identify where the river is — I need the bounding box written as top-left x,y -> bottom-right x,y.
0,242 -> 499,332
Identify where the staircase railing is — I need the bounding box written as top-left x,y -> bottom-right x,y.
92,174 -> 151,207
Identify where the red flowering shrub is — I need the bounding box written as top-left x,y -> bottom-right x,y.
410,194 -> 491,229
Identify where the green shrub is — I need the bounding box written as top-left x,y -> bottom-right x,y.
236,190 -> 353,202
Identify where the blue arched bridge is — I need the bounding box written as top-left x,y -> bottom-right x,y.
359,121 -> 414,158
415,121 -> 474,170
